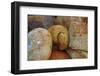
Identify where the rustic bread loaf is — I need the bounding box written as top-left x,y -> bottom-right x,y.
54,16 -> 71,29
48,25 -> 69,50
28,28 -> 52,60
28,15 -> 54,32
66,49 -> 88,59
69,17 -> 88,51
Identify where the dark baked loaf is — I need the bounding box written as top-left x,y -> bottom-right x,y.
28,15 -> 54,32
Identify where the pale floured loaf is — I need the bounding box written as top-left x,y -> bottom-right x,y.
28,28 -> 52,60
69,17 -> 88,51
66,49 -> 88,59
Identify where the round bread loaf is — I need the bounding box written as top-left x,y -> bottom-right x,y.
54,16 -> 71,29
69,17 -> 88,51
28,28 -> 52,60
48,25 -> 69,50
28,16 -> 54,32
66,49 -> 88,59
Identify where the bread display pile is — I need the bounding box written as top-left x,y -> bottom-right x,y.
28,15 -> 88,60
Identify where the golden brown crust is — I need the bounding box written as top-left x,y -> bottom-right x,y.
48,25 -> 69,50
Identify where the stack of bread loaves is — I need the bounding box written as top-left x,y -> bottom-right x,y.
28,16 -> 88,60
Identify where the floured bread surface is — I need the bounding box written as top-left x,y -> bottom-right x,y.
69,17 -> 88,51
28,28 -> 52,60
66,49 -> 88,59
